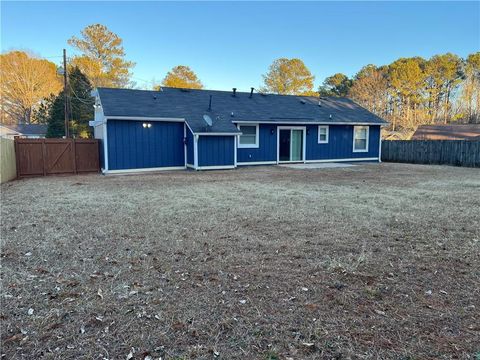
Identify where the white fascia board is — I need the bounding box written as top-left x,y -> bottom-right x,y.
185,122 -> 195,135
105,116 -> 185,122
232,120 -> 386,126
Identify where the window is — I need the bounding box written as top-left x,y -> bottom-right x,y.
353,126 -> 369,152
318,126 -> 329,143
238,124 -> 259,148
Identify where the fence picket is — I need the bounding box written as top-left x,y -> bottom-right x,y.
15,139 -> 99,178
381,140 -> 480,167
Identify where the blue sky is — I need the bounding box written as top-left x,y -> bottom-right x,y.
2,1 -> 479,91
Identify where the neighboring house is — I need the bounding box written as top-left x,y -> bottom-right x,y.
412,124 -> 480,141
382,129 -> 413,141
89,87 -> 387,173
0,124 -> 47,139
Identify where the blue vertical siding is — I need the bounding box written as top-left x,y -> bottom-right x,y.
198,136 -> 235,167
186,127 -> 194,165
107,120 -> 185,170
237,124 -> 277,163
236,124 -> 380,164
305,125 -> 380,160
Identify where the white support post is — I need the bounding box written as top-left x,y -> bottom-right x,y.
193,134 -> 199,170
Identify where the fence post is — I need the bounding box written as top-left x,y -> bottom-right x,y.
14,139 -> 20,179
72,139 -> 77,174
42,139 -> 47,176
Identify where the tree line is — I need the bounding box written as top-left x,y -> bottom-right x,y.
318,54 -> 480,134
1,23 -> 478,139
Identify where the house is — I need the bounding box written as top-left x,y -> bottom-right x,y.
0,124 -> 47,139
89,87 -> 387,173
412,124 -> 480,141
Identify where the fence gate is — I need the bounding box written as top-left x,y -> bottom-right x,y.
15,139 -> 99,178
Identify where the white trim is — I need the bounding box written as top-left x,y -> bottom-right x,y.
378,135 -> 382,163
196,165 -> 236,170
194,132 -> 241,136
105,116 -> 185,122
234,134 -> 238,167
318,125 -> 329,144
353,125 -> 369,153
183,123 -> 187,167
104,166 -> 186,174
103,120 -> 109,171
276,126 -> 307,164
237,161 -> 277,166
232,120 -> 386,126
237,123 -> 259,148
193,134 -> 199,169
185,122 -> 195,135
186,163 -> 195,169
304,157 -> 379,163
89,120 -> 104,127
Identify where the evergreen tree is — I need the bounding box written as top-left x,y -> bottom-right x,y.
68,24 -> 135,88
46,67 -> 94,138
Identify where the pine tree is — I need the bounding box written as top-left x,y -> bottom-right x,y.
46,67 -> 94,138
68,24 -> 135,88
159,65 -> 203,89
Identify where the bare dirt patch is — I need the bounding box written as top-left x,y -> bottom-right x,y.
1,163 -> 479,359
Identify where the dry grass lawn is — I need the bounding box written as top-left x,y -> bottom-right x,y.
1,163 -> 479,359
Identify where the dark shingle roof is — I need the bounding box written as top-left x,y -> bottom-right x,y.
412,124 -> 480,140
96,87 -> 387,133
1,124 -> 47,135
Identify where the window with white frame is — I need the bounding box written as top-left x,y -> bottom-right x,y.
318,125 -> 329,143
353,126 -> 369,152
238,124 -> 259,148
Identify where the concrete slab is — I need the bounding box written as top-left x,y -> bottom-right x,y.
280,162 -> 357,169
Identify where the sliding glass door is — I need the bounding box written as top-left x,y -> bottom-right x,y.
278,128 -> 304,162
290,129 -> 303,161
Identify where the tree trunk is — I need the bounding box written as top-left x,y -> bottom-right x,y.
444,87 -> 451,125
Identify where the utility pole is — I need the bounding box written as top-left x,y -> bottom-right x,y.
63,48 -> 69,138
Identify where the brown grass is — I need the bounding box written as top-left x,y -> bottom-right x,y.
1,163 -> 479,359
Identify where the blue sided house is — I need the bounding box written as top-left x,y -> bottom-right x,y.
89,87 -> 387,173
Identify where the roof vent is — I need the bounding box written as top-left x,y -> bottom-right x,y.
231,112 -> 234,117
180,88 -> 190,92
318,100 -> 322,107
153,95 -> 157,100
208,95 -> 212,111
329,114 -> 332,119
300,99 -> 306,104
232,88 -> 237,97
249,87 -> 254,98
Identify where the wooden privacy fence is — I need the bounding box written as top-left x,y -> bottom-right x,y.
381,140 -> 480,168
15,138 -> 99,178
